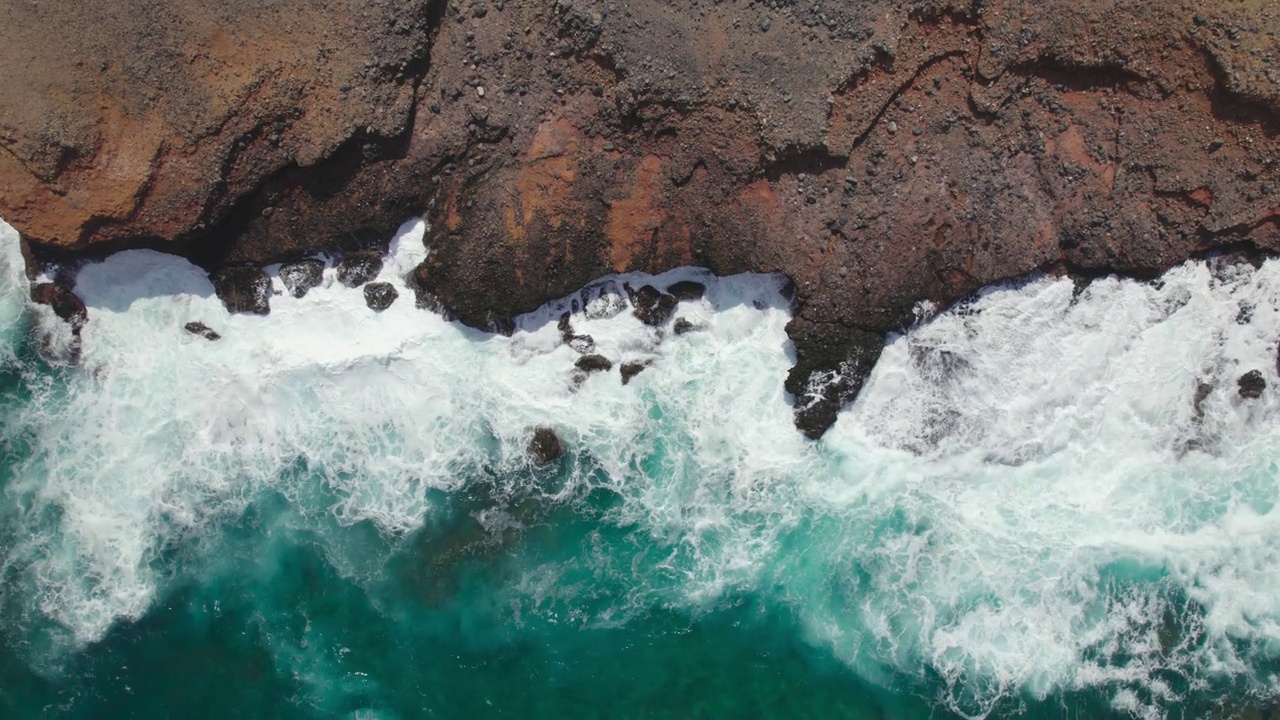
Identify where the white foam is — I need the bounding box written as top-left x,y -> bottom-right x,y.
6,217 -> 1280,717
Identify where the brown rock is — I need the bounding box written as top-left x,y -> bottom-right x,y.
336,252 -> 383,288
29,282 -> 87,331
211,267 -> 271,315
6,0 -> 1280,439
279,260 -> 324,299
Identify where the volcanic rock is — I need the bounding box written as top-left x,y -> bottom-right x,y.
632,286 -> 677,327
336,252 -> 383,288
667,281 -> 706,302
527,427 -> 563,465
363,282 -> 399,311
280,260 -> 324,298
211,267 -> 271,315
1238,370 -> 1266,399
30,282 -> 87,331
184,321 -> 221,341
620,360 -> 650,385
575,354 -> 613,373
673,318 -> 697,335
6,0 -> 1280,439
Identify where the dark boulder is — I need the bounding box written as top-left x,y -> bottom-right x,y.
632,285 -> 677,326
183,321 -> 221,340
667,280 -> 706,301
527,426 -> 563,465
1238,370 -> 1266,399
363,282 -> 399,311
211,267 -> 271,315
557,311 -> 574,338
673,317 -> 697,335
575,354 -> 613,373
279,259 -> 324,298
336,251 -> 383,288
30,282 -> 87,331
620,360 -> 650,384
786,323 -> 885,440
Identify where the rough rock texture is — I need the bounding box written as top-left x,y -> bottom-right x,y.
364,281 -> 400,310
211,267 -> 272,315
184,321 -> 222,341
6,0 -> 1280,437
280,260 -> 325,298
527,426 -> 563,465
1239,369 -> 1267,399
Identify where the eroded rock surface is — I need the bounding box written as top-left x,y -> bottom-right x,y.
6,0 -> 1280,437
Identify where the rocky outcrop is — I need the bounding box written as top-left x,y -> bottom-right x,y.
6,0 -> 1280,438
280,260 -> 325,299
364,282 -> 400,311
527,426 -> 563,465
211,267 -> 271,315
1239,370 -> 1267,399
183,321 -> 221,341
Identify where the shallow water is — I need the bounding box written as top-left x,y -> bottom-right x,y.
3,218 -> 1280,719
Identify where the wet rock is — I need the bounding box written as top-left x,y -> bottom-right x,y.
526,426 -> 562,465
30,282 -> 87,331
363,282 -> 399,311
575,354 -> 612,373
183,321 -> 221,340
620,360 -> 650,384
336,251 -> 383,288
406,261 -> 455,318
583,285 -> 627,320
1238,370 -> 1266,399
673,317 -> 697,335
211,267 -> 271,315
279,259 -> 324,298
567,334 -> 596,353
1193,381 -> 1213,421
786,324 -> 885,440
632,285 -> 677,326
667,280 -> 706,301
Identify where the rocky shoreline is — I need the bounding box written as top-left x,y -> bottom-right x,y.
5,0 -> 1280,437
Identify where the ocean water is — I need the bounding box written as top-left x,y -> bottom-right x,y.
3,217 -> 1280,719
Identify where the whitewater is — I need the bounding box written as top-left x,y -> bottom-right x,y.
3,216 -> 1280,718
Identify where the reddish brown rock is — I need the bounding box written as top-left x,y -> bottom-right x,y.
4,0 -> 1280,437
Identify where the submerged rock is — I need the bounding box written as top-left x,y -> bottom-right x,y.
280,259 -> 324,298
183,321 -> 221,340
632,285 -> 677,326
620,360 -> 650,384
1238,370 -> 1266,399
667,280 -> 706,301
527,427 -> 563,465
575,354 -> 612,373
363,282 -> 399,311
336,251 -> 383,288
211,267 -> 271,315
30,282 -> 87,331
673,317 -> 697,335
567,334 -> 596,354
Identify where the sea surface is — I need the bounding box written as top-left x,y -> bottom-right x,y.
3,218 -> 1280,719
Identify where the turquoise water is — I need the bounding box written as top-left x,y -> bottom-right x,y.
5,220 -> 1280,719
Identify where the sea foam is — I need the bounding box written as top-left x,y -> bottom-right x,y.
4,217 -> 1280,717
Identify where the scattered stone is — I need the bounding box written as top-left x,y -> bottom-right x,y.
1208,138 -> 1226,153
30,282 -> 88,331
184,321 -> 221,340
567,334 -> 596,353
279,259 -> 324,298
667,280 -> 706,301
363,282 -> 399,310
211,266 -> 271,315
1192,381 -> 1213,422
575,354 -> 613,373
673,317 -> 697,335
336,251 -> 383,288
620,360 -> 650,384
1238,370 -> 1266,399
583,285 -> 627,319
527,426 -> 562,465
631,285 -> 677,326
